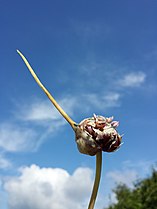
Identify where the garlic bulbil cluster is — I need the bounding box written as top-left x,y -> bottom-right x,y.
75,114 -> 122,156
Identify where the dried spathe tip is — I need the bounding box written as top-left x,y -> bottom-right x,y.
17,49 -> 77,130
75,114 -> 122,156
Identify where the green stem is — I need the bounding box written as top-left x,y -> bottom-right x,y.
17,50 -> 77,130
88,151 -> 102,209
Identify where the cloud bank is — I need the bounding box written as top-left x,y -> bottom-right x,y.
4,165 -> 93,209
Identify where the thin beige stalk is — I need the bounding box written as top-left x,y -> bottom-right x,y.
17,50 -> 76,130
88,151 -> 102,209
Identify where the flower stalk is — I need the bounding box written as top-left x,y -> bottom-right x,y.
88,151 -> 102,209
17,50 -> 122,209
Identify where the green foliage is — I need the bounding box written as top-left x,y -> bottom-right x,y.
105,169 -> 157,209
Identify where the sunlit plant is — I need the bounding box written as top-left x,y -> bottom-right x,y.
17,50 -> 122,209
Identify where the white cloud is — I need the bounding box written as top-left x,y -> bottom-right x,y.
0,123 -> 38,152
85,92 -> 121,109
102,92 -> 121,107
106,169 -> 138,189
21,100 -> 61,121
0,155 -> 12,169
119,71 -> 146,87
4,165 -> 93,209
17,97 -> 77,123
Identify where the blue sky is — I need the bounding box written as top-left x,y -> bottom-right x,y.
0,0 -> 157,208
